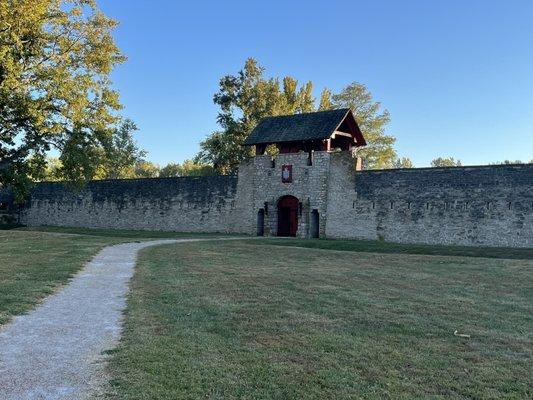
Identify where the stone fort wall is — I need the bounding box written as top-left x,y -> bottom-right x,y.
21,176 -> 239,233
17,152 -> 533,247
326,153 -> 533,248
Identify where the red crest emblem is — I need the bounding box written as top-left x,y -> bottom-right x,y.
281,165 -> 293,183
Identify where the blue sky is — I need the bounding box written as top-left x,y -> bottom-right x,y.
98,0 -> 533,167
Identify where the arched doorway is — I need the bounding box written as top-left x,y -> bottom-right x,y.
277,195 -> 299,237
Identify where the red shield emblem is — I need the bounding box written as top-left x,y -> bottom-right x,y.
281,165 -> 292,183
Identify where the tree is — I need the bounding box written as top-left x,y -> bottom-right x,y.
99,120 -> 146,179
0,0 -> 125,199
160,160 -> 215,177
134,161 -> 160,178
490,159 -> 533,165
196,58 -> 316,174
159,163 -> 181,178
197,59 -> 399,173
42,157 -> 63,181
394,157 -> 414,168
330,83 -> 396,169
431,157 -> 462,167
318,88 -> 333,110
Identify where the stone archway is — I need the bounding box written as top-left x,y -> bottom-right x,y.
277,195 -> 299,237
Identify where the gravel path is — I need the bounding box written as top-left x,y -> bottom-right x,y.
0,238 -> 204,400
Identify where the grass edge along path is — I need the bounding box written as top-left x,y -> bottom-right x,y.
105,240 -> 533,399
0,229 -> 235,327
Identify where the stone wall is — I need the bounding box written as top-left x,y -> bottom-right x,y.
17,151 -> 533,247
326,159 -> 533,247
0,186 -> 17,227
234,151 -> 333,237
21,176 -> 238,232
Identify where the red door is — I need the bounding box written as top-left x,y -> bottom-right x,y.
277,195 -> 299,237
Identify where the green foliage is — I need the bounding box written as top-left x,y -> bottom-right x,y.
490,159 -> 533,165
133,161 -> 160,178
331,83 -> 396,169
318,88 -> 333,110
0,0 -> 125,200
394,157 -> 414,168
159,160 -> 215,177
28,121 -> 145,181
98,120 -> 146,179
41,157 -> 63,181
197,59 -> 398,173
196,58 -> 319,174
431,157 -> 462,167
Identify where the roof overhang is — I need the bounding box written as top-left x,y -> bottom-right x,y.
242,108 -> 366,147
334,109 -> 366,147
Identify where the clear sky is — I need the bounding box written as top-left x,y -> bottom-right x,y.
98,0 -> 533,167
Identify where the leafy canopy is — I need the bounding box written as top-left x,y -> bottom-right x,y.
329,83 -> 396,169
196,59 -> 336,174
196,58 -> 397,173
97,120 -> 146,179
160,160 -> 215,178
394,157 -> 414,168
0,0 -> 125,199
431,157 -> 462,167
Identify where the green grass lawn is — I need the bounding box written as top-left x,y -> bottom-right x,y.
106,240 -> 533,399
254,238 -> 533,260
0,228 -> 234,327
14,225 -> 239,239
2,228 -> 532,398
0,230 -> 127,326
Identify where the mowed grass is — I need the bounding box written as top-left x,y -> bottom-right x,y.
106,241 -> 533,399
0,230 -> 125,326
0,228 -> 232,327
14,225 -> 238,239
253,238 -> 533,260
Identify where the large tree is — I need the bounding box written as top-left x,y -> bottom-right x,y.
330,83 -> 396,169
0,0 -> 125,199
98,119 -> 146,179
197,59 -> 398,173
196,58 -> 318,174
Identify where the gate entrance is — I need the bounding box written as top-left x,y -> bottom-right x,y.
277,195 -> 299,237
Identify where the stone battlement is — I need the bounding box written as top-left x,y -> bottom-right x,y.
13,153 -> 533,247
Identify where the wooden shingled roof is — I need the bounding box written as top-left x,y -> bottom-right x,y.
243,108 -> 366,146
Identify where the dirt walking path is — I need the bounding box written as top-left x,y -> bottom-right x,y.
0,238 -> 211,400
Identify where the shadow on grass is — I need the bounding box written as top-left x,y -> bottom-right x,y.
15,226 -> 246,240
14,226 -> 532,259
251,238 -> 533,260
